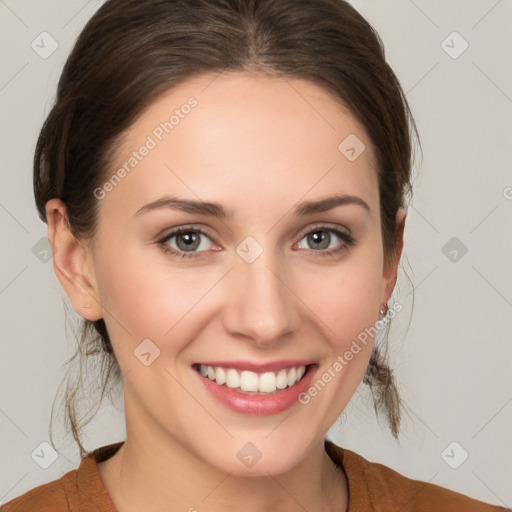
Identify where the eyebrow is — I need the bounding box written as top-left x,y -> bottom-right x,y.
134,194 -> 371,218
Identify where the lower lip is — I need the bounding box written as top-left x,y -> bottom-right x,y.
193,364 -> 318,415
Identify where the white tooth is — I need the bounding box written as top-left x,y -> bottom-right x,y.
296,365 -> 306,382
201,364 -> 307,392
259,372 -> 277,393
215,367 -> 226,385
240,370 -> 259,392
276,369 -> 288,389
226,369 -> 240,389
287,367 -> 297,386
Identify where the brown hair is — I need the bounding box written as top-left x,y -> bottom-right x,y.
34,0 -> 419,457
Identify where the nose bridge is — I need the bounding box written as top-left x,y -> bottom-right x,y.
227,241 -> 299,344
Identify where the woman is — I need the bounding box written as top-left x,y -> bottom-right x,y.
3,0 -> 507,510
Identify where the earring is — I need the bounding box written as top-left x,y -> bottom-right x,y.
378,303 -> 388,319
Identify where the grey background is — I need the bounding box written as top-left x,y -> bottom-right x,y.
1,0 -> 511,507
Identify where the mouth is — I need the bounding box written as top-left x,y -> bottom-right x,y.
192,362 -> 316,396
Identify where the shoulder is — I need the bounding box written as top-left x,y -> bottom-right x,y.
1,469 -> 79,512
1,442 -> 123,512
325,440 -> 510,512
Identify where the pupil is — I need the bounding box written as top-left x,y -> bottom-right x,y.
310,231 -> 328,249
179,232 -> 198,250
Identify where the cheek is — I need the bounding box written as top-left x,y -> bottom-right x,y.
298,250 -> 383,346
296,256 -> 383,423
93,242 -> 204,354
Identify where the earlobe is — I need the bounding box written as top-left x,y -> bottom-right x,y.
45,198 -> 103,321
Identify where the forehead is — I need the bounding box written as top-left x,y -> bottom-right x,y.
101,72 -> 379,220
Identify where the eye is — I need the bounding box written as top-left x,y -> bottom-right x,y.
158,227 -> 215,260
295,225 -> 356,257
157,224 -> 356,261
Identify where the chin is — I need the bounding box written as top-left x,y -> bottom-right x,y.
194,431 -> 318,477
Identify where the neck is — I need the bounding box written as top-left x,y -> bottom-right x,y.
98,433 -> 348,512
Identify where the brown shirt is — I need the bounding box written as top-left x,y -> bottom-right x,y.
2,440 -> 509,511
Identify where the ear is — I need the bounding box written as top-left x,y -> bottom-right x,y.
45,198 -> 103,321
381,208 -> 406,303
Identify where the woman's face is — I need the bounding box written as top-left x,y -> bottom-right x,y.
68,72 -> 402,475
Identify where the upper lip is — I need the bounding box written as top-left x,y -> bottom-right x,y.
193,360 -> 316,373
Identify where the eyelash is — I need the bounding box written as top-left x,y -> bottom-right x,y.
157,224 -> 356,260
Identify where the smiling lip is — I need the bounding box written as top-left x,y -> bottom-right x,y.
193,363 -> 319,415
192,360 -> 316,373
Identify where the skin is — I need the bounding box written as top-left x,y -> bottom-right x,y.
46,72 -> 405,512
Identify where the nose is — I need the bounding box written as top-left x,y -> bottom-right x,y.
223,254 -> 300,348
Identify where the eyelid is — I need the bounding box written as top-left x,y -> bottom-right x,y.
157,223 -> 216,241
295,221 -> 351,239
